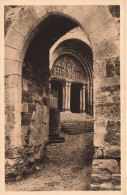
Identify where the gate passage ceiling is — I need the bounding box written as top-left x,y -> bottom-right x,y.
24,14 -> 78,67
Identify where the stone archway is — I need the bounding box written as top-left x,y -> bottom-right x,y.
5,5 -> 120,190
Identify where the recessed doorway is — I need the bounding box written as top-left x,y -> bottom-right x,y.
71,83 -> 80,113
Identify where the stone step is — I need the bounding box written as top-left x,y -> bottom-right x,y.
48,140 -> 65,144
61,122 -> 93,126
60,117 -> 94,134
49,137 -> 65,141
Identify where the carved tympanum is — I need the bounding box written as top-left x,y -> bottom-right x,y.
50,55 -> 85,82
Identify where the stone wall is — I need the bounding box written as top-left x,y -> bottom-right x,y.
91,58 -> 120,189
90,6 -> 120,190
5,62 -> 49,182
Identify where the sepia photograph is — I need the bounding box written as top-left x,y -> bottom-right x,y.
2,2 -> 125,193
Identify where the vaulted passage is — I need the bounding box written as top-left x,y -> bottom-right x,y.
5,5 -> 120,191
22,14 -> 94,185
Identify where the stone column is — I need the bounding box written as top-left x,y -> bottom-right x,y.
80,86 -> 83,112
87,83 -> 90,114
5,61 -> 22,148
63,81 -> 71,112
82,84 -> 86,113
62,82 -> 66,111
90,83 -> 93,115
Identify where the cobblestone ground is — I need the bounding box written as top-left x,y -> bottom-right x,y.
5,164 -> 92,191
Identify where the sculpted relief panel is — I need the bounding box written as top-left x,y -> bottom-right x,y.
50,55 -> 86,83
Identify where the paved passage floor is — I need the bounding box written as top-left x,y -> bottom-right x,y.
5,164 -> 92,191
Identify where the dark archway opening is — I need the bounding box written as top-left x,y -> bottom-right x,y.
71,83 -> 80,113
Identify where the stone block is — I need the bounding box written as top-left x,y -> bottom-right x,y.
92,173 -> 112,183
104,146 -> 120,158
22,102 -> 28,112
22,90 -> 33,103
5,45 -> 21,61
28,82 -> 35,92
21,112 -> 32,126
106,120 -> 120,132
112,174 -> 121,185
5,26 -> 25,50
113,185 -> 121,190
81,6 -> 112,36
94,38 -> 119,60
95,89 -> 120,104
95,102 -> 120,119
11,6 -> 39,37
5,159 -> 17,167
5,75 -> 22,89
101,85 -> 120,92
115,57 -> 120,75
92,159 -> 119,174
28,104 -> 36,113
93,60 -> 106,78
104,131 -> 120,145
94,77 -> 120,92
5,146 -> 23,159
94,147 -> 103,158
22,79 -> 28,91
106,62 -> 116,77
90,18 -> 118,49
90,182 -> 114,190
5,60 -> 22,75
6,102 -> 22,114
5,88 -> 22,103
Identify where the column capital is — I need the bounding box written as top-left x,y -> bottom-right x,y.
65,81 -> 72,87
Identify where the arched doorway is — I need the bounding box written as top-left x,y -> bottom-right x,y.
5,5 -> 120,190
50,39 -> 93,115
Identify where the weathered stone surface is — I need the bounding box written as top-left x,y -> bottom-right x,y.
10,6 -> 39,36
28,104 -> 36,113
104,131 -> 120,145
92,173 -> 112,183
115,58 -> 120,75
5,88 -> 21,103
5,147 -> 24,158
104,146 -> 120,158
93,147 -> 103,158
22,102 -> 28,112
90,18 -> 118,50
95,102 -> 120,119
95,86 -> 120,104
112,174 -> 121,185
94,38 -> 119,60
106,120 -> 120,132
113,185 -> 121,190
93,60 -> 106,78
90,182 -> 114,191
5,60 -> 22,75
106,62 -> 116,77
92,159 -> 119,174
5,46 -> 21,61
